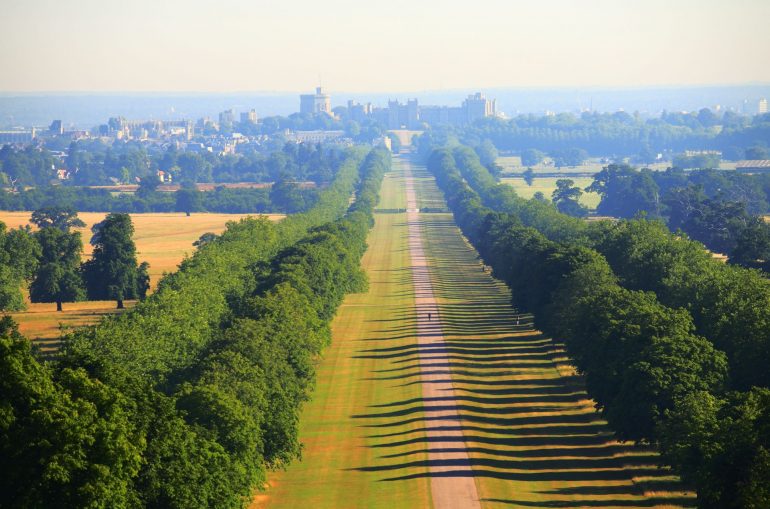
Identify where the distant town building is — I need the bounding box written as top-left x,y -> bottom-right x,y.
463,92 -> 496,123
387,99 -> 420,129
347,100 -> 373,123
285,129 -> 345,143
759,98 -> 768,115
736,160 -> 770,173
0,129 -> 36,144
300,87 -> 332,115
49,120 -> 63,135
219,109 -> 236,126
240,109 -> 258,124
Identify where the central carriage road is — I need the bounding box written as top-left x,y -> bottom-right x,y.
404,161 -> 482,509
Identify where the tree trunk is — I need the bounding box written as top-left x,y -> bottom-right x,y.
56,301 -> 62,312
186,211 -> 191,217
117,299 -> 124,309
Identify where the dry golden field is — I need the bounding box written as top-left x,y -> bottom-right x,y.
1,211 -> 284,348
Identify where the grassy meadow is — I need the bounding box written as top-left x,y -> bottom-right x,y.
501,177 -> 602,209
2,211 -> 283,349
254,167 -> 432,508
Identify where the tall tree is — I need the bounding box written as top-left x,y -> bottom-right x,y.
0,223 -> 40,311
82,213 -> 146,309
552,179 -> 588,217
29,228 -> 85,312
175,186 -> 202,217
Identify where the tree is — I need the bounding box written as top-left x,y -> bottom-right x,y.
193,232 -> 218,248
551,148 -> 588,168
29,228 -> 85,312
175,186 -> 203,216
136,175 -> 160,199
745,146 -> 769,160
474,139 -> 499,167
552,179 -> 588,217
0,223 -> 40,311
522,168 -> 535,187
521,149 -> 545,167
30,206 -> 86,232
82,213 -> 146,308
270,176 -> 306,213
588,164 -> 661,218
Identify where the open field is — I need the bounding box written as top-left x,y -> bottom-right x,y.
256,158 -> 692,508
1,211 -> 283,348
501,177 -> 602,209
254,166 -> 431,508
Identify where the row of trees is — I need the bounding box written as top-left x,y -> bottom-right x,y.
1,140 -> 344,189
426,145 -> 770,508
0,207 -> 148,312
0,147 -> 390,506
429,110 -> 770,161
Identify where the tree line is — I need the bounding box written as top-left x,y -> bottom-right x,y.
0,147 -> 390,507
417,110 -> 770,162
426,145 -> 769,509
0,140 -> 343,188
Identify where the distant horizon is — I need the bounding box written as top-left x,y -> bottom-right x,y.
2,82 -> 770,97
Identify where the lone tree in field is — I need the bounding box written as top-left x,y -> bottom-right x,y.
29,227 -> 85,312
82,213 -> 148,309
30,206 -> 86,232
175,185 -> 202,216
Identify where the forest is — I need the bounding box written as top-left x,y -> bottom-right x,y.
425,144 -> 770,509
0,147 -> 390,507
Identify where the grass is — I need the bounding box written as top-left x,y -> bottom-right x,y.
253,166 -> 431,508
1,211 -> 283,348
410,162 -> 694,507
501,177 -> 601,209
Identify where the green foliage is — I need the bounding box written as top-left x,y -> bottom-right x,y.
82,213 -> 145,307
29,227 -> 86,310
0,316 -> 143,508
30,206 -> 86,231
0,222 -> 40,311
427,142 -> 770,507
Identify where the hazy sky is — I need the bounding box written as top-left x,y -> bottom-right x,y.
2,0 -> 769,93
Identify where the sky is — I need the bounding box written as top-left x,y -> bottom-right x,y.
1,0 -> 769,93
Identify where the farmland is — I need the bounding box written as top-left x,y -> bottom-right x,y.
255,156 -> 691,508
2,211 -> 283,348
501,176 -> 601,209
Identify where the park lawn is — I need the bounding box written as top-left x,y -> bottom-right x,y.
502,177 -> 601,209
1,211 -> 283,348
412,163 -> 694,508
377,170 -> 408,210
253,169 -> 431,509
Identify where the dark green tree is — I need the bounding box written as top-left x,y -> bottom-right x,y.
175,186 -> 203,216
552,179 -> 588,217
0,223 -> 40,311
29,227 -> 85,312
521,148 -> 545,167
82,213 -> 146,308
30,206 -> 86,232
522,167 -> 535,186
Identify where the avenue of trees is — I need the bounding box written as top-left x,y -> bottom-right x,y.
0,147 -> 389,507
427,144 -> 770,508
